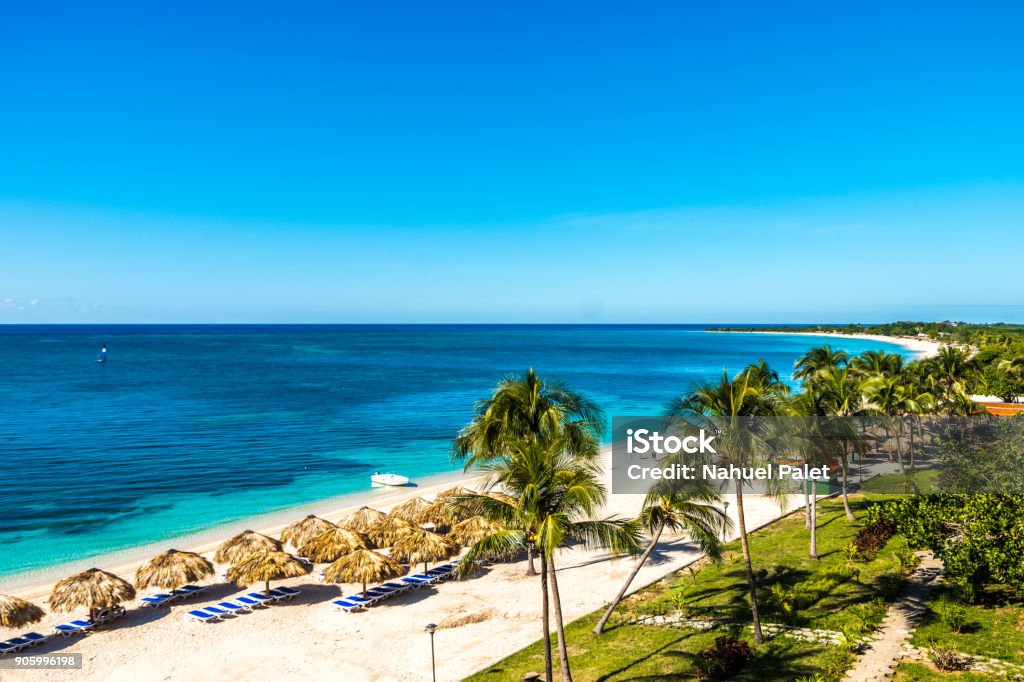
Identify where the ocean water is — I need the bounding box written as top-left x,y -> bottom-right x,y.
0,324 -> 915,584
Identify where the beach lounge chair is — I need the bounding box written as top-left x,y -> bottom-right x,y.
330,598 -> 365,613
216,600 -> 250,614
381,581 -> 411,592
53,620 -> 94,637
364,588 -> 394,601
232,595 -> 269,608
273,586 -> 301,598
246,592 -> 278,604
176,584 -> 205,594
400,575 -> 434,588
268,587 -> 299,601
0,639 -> 25,655
140,593 -> 175,607
19,632 -> 48,647
201,605 -> 235,618
343,594 -> 375,606
186,609 -> 220,623
94,605 -> 126,624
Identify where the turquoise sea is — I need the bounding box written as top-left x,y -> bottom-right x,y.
0,324 -> 916,585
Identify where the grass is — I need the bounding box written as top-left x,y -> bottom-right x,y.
467,496 -> 914,681
909,584 -> 1024,666
894,661 -> 997,681
858,467 -> 940,495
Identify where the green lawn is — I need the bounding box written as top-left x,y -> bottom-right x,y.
467,496 -> 915,681
858,467 -> 940,495
909,585 -> 1024,666
894,661 -> 997,681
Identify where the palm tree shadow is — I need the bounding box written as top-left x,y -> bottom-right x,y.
595,631 -> 702,682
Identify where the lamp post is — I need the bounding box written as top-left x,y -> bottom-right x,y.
425,623 -> 438,682
722,501 -> 730,541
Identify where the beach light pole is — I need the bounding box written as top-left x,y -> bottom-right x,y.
425,622 -> 438,682
722,501 -> 730,541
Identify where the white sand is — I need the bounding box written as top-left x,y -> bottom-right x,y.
711,330 -> 942,360
5,452 -> 802,682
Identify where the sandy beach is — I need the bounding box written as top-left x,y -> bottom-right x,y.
710,330 -> 942,360
4,451 -> 801,682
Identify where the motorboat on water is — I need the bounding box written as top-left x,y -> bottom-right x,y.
371,472 -> 410,486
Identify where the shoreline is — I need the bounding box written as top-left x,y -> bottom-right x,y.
709,329 -> 942,359
3,467 -> 488,600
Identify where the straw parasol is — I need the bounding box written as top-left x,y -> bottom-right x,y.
296,527 -> 370,563
390,528 -> 460,573
226,550 -> 310,596
280,515 -> 336,550
0,595 -> 45,629
338,506 -> 387,533
416,495 -> 474,527
366,516 -> 417,547
48,568 -> 136,620
435,485 -> 475,501
323,549 -> 404,598
447,515 -> 503,546
214,530 -> 282,565
388,497 -> 431,524
135,549 -> 214,591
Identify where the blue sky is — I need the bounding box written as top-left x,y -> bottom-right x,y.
1,1 -> 1022,323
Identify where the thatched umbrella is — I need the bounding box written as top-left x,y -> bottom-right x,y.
338,506 -> 387,533
214,530 -> 282,565
296,527 -> 370,563
447,515 -> 502,546
323,549 -> 404,598
436,485 -> 475,501
416,496 -> 475,527
48,568 -> 136,621
226,550 -> 310,597
0,595 -> 45,629
280,515 -> 336,550
366,516 -> 417,547
391,528 -> 460,573
388,497 -> 431,524
135,549 -> 214,591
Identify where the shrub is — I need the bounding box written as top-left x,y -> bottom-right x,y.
927,646 -> 972,671
694,636 -> 752,680
940,601 -> 967,633
852,521 -> 895,559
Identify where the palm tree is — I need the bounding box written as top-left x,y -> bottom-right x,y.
458,439 -> 641,682
666,369 -> 784,644
933,346 -> 979,399
850,349 -> 904,377
804,365 -> 877,520
794,345 -> 849,382
592,487 -> 728,635
452,368 -> 605,575
867,376 -> 928,474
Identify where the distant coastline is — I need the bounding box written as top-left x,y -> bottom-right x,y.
708,329 -> 942,360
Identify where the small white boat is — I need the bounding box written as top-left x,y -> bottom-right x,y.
371,472 -> 410,487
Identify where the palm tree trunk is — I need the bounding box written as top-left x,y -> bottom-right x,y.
540,550 -> 553,682
547,554 -> 573,682
809,485 -> 818,559
804,477 -> 811,529
894,421 -> 906,474
593,522 -> 664,635
526,543 -> 537,575
734,482 -> 764,644
266,579 -> 271,597
841,441 -> 855,521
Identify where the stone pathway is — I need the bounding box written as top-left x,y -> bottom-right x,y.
843,551 -> 944,682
